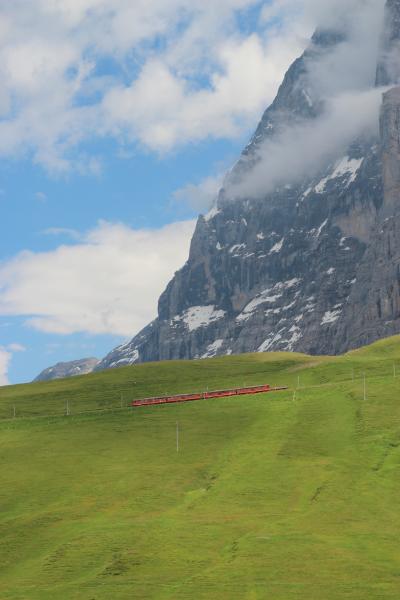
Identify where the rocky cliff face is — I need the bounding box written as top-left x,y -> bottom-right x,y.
34,358 -> 99,382
334,87 -> 400,351
97,0 -> 400,370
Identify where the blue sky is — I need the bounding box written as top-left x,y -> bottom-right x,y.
0,136 -> 247,383
0,0 -> 316,384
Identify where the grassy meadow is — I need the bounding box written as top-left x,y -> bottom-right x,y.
1,337 -> 400,598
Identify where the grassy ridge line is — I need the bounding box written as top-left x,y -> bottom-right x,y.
0,353 -> 313,419
1,334 -> 400,419
0,367 -> 395,424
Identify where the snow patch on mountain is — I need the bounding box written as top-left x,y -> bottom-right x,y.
269,238 -> 284,254
174,306 -> 226,332
204,206 -> 221,222
321,308 -> 342,325
229,243 -> 246,254
108,347 -> 139,367
201,339 -> 224,358
314,156 -> 363,193
237,279 -> 302,322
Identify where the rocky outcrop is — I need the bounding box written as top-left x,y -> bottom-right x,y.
380,87 -> 400,217
34,358 -> 99,382
97,0 -> 400,370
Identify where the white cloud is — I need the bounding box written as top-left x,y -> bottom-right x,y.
102,32 -> 306,152
229,88 -> 383,199
0,220 -> 196,336
0,342 -> 24,386
35,191 -> 47,202
42,227 -> 81,240
0,0 -> 388,174
0,348 -> 11,386
173,173 -> 224,211
0,0 -> 310,170
262,0 -> 384,32
7,343 -> 26,352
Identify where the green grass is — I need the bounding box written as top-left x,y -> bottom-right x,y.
1,337 -> 400,599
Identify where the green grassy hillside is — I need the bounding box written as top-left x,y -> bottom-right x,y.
1,338 -> 400,599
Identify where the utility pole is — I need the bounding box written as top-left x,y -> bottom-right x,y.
293,390 -> 296,402
66,399 -> 70,416
176,422 -> 179,453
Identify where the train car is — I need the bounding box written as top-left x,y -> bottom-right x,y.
204,389 -> 237,399
163,393 -> 202,404
131,383 -> 286,408
131,392 -> 203,407
236,384 -> 271,395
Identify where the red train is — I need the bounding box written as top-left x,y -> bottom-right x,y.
131,383 -> 288,407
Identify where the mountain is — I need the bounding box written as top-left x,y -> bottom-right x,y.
34,358 -> 100,382
97,0 -> 400,370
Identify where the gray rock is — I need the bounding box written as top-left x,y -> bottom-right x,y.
97,0 -> 400,370
34,358 -> 100,382
334,87 -> 400,352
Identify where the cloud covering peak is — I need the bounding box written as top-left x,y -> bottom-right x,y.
221,0 -> 388,200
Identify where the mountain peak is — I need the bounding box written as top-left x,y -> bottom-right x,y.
311,28 -> 346,49
34,358 -> 100,382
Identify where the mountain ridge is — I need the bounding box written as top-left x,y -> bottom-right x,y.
34,357 -> 100,382
95,0 -> 400,370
